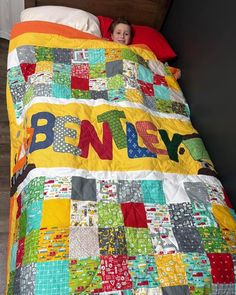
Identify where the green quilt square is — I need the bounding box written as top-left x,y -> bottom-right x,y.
21,177 -> 45,208
121,49 -> 139,63
156,99 -> 173,114
98,202 -> 124,227
89,63 -> 106,79
69,257 -> 102,293
71,89 -> 91,99
19,210 -> 27,239
125,227 -> 153,255
182,137 -> 211,161
107,74 -> 125,89
23,230 -> 40,265
35,47 -> 53,62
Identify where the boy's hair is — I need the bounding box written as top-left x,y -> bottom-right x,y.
108,17 -> 133,36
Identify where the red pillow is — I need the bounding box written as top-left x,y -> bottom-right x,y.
97,16 -> 176,62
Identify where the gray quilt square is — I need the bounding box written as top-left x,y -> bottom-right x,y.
173,226 -> 204,253
10,83 -> 26,103
212,283 -> 235,295
168,202 -> 194,227
162,285 -> 190,295
90,90 -> 108,100
72,176 -> 96,201
13,268 -> 21,295
106,60 -> 123,77
33,83 -> 52,97
118,180 -> 143,203
20,263 -> 36,294
53,48 -> 72,64
184,181 -> 209,204
17,45 -> 36,63
143,95 -> 157,111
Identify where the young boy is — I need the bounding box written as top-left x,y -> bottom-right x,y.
109,17 -> 132,45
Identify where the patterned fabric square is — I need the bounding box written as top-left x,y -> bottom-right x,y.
105,48 -> 122,62
121,202 -> 148,228
13,267 -> 21,295
191,202 -> 217,227
121,48 -> 139,62
88,48 -> 105,64
138,64 -> 153,83
72,49 -> 88,64
165,75 -> 181,92
221,229 -> 236,254
207,253 -> 235,284
198,227 -> 229,253
145,204 -> 171,234
21,177 -> 45,208
138,80 -> 154,96
173,226 -> 204,253
16,237 -> 25,269
70,200 -> 98,227
19,209 -> 27,239
35,260 -> 69,294
162,285 -> 190,295
118,180 -> 143,203
53,68 -> 71,87
133,287 -> 162,294
183,253 -> 211,291
90,63 -> 106,79
108,88 -> 126,101
20,263 -> 37,294
205,184 -> 226,205
38,228 -> 69,261
35,61 -> 53,73
125,89 -> 143,103
101,255 -> 132,291
10,242 -> 18,272
106,60 -> 123,77
169,203 -> 194,227
184,182 -> 209,204
33,83 -> 52,97
41,199 -> 70,228
108,74 -> 125,89
71,176 -> 96,201
71,89 -> 91,99
128,255 -> 159,288
23,230 -> 40,264
91,90 -> 108,100
98,226 -> 127,255
17,45 -> 36,63
35,46 -> 53,62
156,99 -> 173,114
10,83 -> 25,103
69,227 -> 99,258
71,76 -> 89,90
26,200 -> 43,234
52,83 -> 71,98
123,60 -> 138,89
44,177 -> 71,199
173,102 -> 189,116
151,227 -> 179,255
211,283 -> 235,295
20,63 -> 36,82
141,180 -> 165,204
52,48 -> 72,64
98,202 -> 124,227
153,74 -> 168,87
89,77 -> 107,91
143,97 -> 156,113
8,271 -> 15,295
69,257 -> 102,293
155,253 -> 188,287
71,63 -> 89,78
8,66 -> 24,87
182,137 -> 210,162
125,227 -> 153,255
96,180 -> 119,202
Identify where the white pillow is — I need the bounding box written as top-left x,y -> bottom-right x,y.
20,6 -> 102,37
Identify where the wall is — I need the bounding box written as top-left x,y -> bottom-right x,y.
0,0 -> 24,39
162,0 -> 236,208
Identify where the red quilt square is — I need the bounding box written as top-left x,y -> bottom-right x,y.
71,64 -> 89,79
101,255 -> 132,291
16,237 -> 25,268
16,194 -> 22,219
138,80 -> 154,96
71,76 -> 89,90
207,253 -> 235,284
153,74 -> 168,87
20,63 -> 36,82
121,203 -> 148,228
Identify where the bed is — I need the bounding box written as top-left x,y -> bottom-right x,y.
5,0 -> 236,294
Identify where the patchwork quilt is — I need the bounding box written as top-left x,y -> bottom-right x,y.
6,21 -> 236,294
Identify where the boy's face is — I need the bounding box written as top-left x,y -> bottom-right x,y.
111,23 -> 131,45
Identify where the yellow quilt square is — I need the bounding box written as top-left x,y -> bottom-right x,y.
155,253 -> 187,287
125,89 -> 143,103
36,61 -> 53,73
41,199 -> 70,228
165,76 -> 180,92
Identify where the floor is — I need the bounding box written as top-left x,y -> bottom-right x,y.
0,37 -> 10,295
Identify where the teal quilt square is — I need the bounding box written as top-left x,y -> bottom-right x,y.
10,242 -> 18,272
35,260 -> 69,294
26,200 -> 43,234
138,64 -> 153,83
88,49 -> 105,64
141,180 -> 166,204
52,83 -> 71,98
154,85 -> 170,100
23,230 -> 40,265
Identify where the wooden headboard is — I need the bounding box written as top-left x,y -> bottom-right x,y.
24,0 -> 172,30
